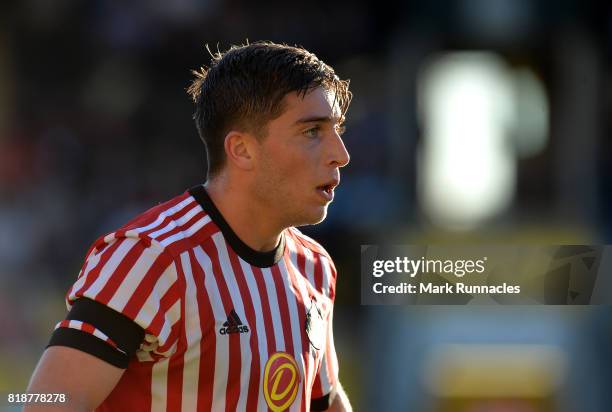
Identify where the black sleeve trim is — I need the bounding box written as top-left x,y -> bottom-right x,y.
66,298 -> 145,357
47,298 -> 145,367
48,328 -> 128,368
310,393 -> 331,411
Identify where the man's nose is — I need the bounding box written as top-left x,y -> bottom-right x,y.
328,132 -> 350,168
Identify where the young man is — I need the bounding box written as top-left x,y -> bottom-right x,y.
26,42 -> 353,411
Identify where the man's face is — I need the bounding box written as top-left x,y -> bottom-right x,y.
252,86 -> 350,228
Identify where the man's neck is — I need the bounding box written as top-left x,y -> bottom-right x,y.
204,177 -> 283,252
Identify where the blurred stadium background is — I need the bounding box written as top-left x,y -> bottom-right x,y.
1,0 -> 611,411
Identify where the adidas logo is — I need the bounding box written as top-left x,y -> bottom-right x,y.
219,309 -> 250,335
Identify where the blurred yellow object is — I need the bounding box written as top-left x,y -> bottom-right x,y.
424,344 -> 567,412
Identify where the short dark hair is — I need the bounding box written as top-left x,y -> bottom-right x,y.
187,41 -> 352,177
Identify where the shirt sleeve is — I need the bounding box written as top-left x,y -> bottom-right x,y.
47,298 -> 145,368
310,255 -> 339,409
57,233 -> 182,363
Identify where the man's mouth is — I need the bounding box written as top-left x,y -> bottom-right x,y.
316,179 -> 339,201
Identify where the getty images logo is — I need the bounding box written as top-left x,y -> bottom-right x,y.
219,309 -> 250,335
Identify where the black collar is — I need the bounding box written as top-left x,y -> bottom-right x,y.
188,184 -> 285,268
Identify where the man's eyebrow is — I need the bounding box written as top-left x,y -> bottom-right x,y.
294,115 -> 345,125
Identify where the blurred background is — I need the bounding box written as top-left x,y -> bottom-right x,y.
0,0 -> 611,410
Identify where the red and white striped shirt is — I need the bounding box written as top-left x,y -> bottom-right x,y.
58,185 -> 339,411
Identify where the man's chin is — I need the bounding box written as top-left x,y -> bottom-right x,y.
293,206 -> 328,227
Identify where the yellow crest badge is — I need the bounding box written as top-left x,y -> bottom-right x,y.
263,352 -> 300,411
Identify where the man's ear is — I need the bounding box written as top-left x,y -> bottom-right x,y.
224,130 -> 257,171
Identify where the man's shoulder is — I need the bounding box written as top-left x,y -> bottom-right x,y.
287,228 -> 338,299
120,191 -> 196,231
287,227 -> 334,264
91,190 -> 216,257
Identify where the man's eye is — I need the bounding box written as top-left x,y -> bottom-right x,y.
304,126 -> 320,138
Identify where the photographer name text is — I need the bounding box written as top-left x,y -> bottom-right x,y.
371,257 -> 521,295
